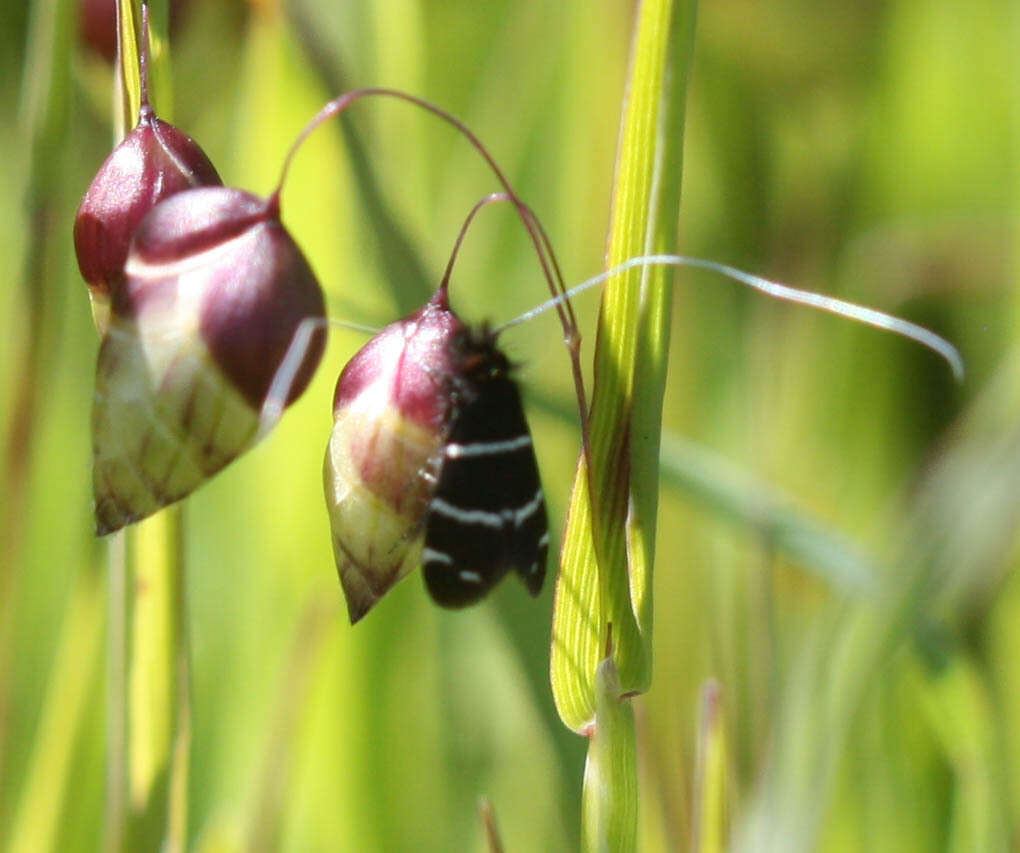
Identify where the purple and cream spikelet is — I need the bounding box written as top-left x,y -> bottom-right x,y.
93,187 -> 326,534
74,103 -> 221,333
325,289 -> 461,622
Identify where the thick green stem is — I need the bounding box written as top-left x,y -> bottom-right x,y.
552,0 -> 697,846
551,0 -> 697,731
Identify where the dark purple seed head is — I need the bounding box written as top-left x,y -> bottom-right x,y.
92,185 -> 326,534
74,108 -> 221,306
119,186 -> 327,409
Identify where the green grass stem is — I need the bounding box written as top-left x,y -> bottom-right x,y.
125,506 -> 188,849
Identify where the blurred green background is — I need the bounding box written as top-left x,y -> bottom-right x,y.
1,0 -> 1017,850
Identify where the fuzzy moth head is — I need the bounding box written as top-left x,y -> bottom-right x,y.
92,186 -> 326,535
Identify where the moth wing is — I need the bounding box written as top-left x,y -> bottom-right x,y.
423,375 -> 547,607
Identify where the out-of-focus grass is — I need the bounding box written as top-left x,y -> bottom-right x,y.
0,0 -> 1016,850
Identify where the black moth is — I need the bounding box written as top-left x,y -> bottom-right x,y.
422,324 -> 548,607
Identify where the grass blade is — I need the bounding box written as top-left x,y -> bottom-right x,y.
551,0 -> 696,731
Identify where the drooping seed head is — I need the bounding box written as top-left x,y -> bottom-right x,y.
324,289 -> 463,622
93,186 -> 326,535
74,107 -> 221,332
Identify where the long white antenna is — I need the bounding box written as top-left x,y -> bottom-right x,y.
499,254 -> 964,381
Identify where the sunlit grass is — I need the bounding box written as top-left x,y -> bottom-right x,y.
1,0 -> 1016,851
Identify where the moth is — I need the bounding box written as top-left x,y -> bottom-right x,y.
421,323 -> 547,608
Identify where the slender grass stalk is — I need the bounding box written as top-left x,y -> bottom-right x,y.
125,506 -> 187,849
478,798 -> 506,853
166,506 -> 192,853
102,2 -> 144,846
115,0 -> 141,136
167,684 -> 190,853
105,532 -> 127,853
